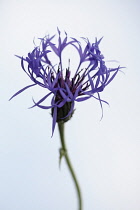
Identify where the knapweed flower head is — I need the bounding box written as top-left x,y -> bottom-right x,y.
10,28 -> 121,135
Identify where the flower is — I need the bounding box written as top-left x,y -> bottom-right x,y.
10,28 -> 121,135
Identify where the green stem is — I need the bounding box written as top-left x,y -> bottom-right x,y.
58,122 -> 82,210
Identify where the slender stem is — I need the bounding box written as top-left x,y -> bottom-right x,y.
58,122 -> 82,210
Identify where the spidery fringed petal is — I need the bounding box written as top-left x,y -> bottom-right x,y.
10,29 -> 123,135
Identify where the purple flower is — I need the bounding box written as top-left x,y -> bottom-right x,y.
10,29 -> 121,135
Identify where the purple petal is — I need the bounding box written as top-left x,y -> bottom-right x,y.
88,73 -> 94,90
31,102 -> 53,109
76,96 -> 91,102
57,99 -> 67,108
65,83 -> 73,99
29,92 -> 53,108
52,106 -> 57,136
48,42 -> 59,55
9,84 -> 36,100
59,88 -> 67,99
74,85 -> 82,99
105,68 -> 119,86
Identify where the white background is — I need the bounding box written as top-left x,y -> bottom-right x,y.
1,0 -> 140,210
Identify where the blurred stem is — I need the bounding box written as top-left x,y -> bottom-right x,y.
58,121 -> 82,210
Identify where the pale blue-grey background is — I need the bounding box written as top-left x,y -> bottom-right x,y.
1,0 -> 140,209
